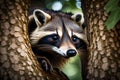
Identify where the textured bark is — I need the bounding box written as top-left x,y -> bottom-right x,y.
82,0 -> 120,80
0,0 -> 67,80
0,0 -> 43,79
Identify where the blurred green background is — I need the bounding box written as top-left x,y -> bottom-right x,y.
30,0 -> 83,80
62,56 -> 82,80
45,0 -> 82,13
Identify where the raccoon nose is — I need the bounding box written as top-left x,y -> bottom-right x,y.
67,49 -> 77,57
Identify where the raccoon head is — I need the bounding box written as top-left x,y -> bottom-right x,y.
28,9 -> 88,58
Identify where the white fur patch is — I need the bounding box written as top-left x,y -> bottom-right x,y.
52,46 -> 78,57
52,47 -> 66,56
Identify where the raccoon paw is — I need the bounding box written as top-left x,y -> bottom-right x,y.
54,68 -> 69,80
38,57 -> 53,73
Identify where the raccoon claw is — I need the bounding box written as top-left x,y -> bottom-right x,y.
38,57 -> 53,73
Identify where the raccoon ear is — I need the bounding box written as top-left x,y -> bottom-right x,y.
33,9 -> 51,27
71,13 -> 84,27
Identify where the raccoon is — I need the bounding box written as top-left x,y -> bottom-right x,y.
28,9 -> 88,79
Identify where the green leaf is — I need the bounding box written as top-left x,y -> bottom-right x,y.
105,8 -> 120,30
105,0 -> 119,12
105,0 -> 120,30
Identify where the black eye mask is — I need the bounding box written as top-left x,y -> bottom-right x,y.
37,34 -> 60,47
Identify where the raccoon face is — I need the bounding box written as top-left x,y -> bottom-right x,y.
29,9 -> 88,58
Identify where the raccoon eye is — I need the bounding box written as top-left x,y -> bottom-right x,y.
72,35 -> 81,48
72,36 -> 80,44
51,34 -> 59,41
72,35 -> 87,49
38,34 -> 60,46
48,34 -> 60,43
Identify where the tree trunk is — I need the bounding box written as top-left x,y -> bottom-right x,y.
0,0 -> 67,80
0,0 -> 43,79
82,0 -> 120,80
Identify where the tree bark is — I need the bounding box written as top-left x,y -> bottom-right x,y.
0,0 -> 43,79
82,0 -> 120,80
0,0 -> 67,80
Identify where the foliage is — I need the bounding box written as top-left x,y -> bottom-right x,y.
62,56 -> 82,80
105,0 -> 120,30
45,0 -> 82,13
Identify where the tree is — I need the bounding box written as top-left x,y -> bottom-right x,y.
81,0 -> 120,80
0,0 -> 67,80
1,0 -> 120,80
